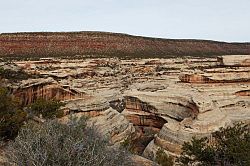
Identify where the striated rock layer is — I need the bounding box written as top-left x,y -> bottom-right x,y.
11,78 -> 85,105
2,55 -> 250,164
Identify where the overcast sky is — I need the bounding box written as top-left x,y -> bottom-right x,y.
0,0 -> 249,42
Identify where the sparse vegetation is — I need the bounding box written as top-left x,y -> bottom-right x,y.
178,123 -> 250,166
28,98 -> 65,119
0,67 -> 31,80
155,148 -> 174,166
1,32 -> 250,60
0,87 -> 27,140
5,117 -> 132,166
121,134 -> 136,153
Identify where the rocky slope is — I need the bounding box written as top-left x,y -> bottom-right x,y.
1,32 -> 250,58
1,55 -> 250,164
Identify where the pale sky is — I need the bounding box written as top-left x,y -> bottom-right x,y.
0,0 -> 250,42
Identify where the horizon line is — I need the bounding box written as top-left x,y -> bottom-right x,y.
1,30 -> 250,44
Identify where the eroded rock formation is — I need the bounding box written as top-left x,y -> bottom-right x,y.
11,78 -> 85,105
2,54 -> 250,165
217,55 -> 250,66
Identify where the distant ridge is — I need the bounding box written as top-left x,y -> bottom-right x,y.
0,31 -> 250,58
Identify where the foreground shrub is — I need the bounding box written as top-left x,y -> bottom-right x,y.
155,148 -> 174,166
0,87 -> 26,140
5,117 -> 132,166
28,98 -> 65,119
178,123 -> 250,166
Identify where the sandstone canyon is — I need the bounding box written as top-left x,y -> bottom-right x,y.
1,52 -> 250,165
0,32 -> 250,165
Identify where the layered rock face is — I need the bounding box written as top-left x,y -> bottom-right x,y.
217,55 -> 250,66
3,55 -> 250,164
11,78 -> 85,105
179,55 -> 250,83
59,97 -> 135,145
123,96 -> 167,128
142,55 -> 250,159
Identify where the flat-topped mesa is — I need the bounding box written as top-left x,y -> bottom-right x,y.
1,32 -> 250,58
217,55 -> 250,67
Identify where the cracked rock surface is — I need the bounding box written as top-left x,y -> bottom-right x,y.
2,55 -> 250,163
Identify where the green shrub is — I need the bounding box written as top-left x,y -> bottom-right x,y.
28,98 -> 65,119
178,123 -> 250,166
0,67 -> 30,80
5,117 -> 132,166
155,148 -> 174,166
0,87 -> 27,140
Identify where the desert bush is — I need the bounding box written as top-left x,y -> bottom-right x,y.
28,98 -> 65,119
0,87 -> 27,140
0,67 -> 30,80
5,117 -> 132,166
178,123 -> 250,166
121,134 -> 135,153
155,148 -> 174,166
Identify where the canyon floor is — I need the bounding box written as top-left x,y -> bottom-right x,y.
1,55 -> 250,165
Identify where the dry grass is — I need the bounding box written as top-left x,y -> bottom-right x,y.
4,117 -> 133,166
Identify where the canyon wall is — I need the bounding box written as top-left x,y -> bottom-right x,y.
11,78 -> 85,105
2,55 -> 250,164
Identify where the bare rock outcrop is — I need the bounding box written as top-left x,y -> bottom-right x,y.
123,91 -> 199,121
1,55 -> 250,165
59,97 -> 136,144
87,108 -> 135,144
217,55 -> 250,66
11,78 -> 85,105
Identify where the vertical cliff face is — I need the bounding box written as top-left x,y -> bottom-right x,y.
124,114 -> 167,129
124,96 -> 158,113
235,90 -> 250,96
11,78 -> 85,105
123,96 -> 167,128
217,55 -> 250,66
121,93 -> 202,156
179,74 -> 213,83
180,55 -> 250,84
123,94 -> 199,121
